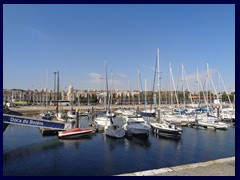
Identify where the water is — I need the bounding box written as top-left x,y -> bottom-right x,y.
3,117 -> 235,176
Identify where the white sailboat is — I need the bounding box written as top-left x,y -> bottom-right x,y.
104,62 -> 125,138
39,69 -> 53,120
140,79 -> 156,117
149,48 -> 182,138
94,62 -> 125,138
105,117 -> 125,138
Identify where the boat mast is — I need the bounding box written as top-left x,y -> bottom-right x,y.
207,64 -> 222,110
56,70 -> 59,115
137,66 -> 140,105
183,64 -> 194,106
157,48 -> 161,123
181,64 -> 185,109
206,63 -> 209,111
105,61 -> 110,113
111,71 -> 114,108
196,68 -> 200,106
218,72 -> 232,105
45,68 -> 48,108
144,78 -> 147,111
169,62 -> 180,110
197,68 -> 207,108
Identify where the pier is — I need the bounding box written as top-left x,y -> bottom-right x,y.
117,157 -> 235,176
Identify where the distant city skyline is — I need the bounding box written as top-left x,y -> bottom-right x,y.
3,4 -> 235,92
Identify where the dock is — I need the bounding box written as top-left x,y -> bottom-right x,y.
116,157 -> 235,176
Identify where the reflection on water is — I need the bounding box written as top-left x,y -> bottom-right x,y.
3,116 -> 235,176
3,138 -> 64,161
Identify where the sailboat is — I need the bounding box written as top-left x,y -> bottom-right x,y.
195,64 -> 229,130
104,62 -> 125,138
105,116 -> 125,138
149,48 -> 182,138
39,69 -> 53,120
140,79 -> 156,117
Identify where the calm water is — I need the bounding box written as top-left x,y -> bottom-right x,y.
3,117 -> 235,176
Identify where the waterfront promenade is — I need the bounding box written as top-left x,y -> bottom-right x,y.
8,104 -> 161,115
117,157 -> 235,176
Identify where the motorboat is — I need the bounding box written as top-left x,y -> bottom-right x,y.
140,109 -> 156,117
123,116 -> 150,137
93,116 -> 108,131
58,128 -> 93,139
39,112 -> 53,120
197,120 -> 229,130
105,123 -> 125,138
122,109 -> 136,117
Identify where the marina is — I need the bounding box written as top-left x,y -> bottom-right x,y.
3,4 -> 235,176
3,110 -> 235,176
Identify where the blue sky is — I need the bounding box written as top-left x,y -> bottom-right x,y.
3,4 -> 235,92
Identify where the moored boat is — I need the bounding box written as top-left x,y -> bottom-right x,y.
58,128 -> 93,139
123,116 -> 150,137
150,122 -> 182,138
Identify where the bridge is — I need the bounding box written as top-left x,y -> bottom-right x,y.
3,114 -> 66,132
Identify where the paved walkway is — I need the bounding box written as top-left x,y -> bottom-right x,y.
117,157 -> 235,176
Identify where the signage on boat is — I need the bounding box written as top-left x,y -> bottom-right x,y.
3,114 -> 65,130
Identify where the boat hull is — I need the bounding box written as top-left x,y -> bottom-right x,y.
126,127 -> 150,137
105,129 -> 125,138
58,128 -> 92,139
150,123 -> 182,138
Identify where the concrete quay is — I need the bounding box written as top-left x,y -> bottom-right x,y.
9,104 -> 154,111
116,157 -> 235,176
8,104 -> 166,115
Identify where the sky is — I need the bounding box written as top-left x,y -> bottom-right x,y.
3,4 -> 235,93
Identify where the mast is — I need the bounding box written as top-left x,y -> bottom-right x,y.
181,64 -> 185,109
169,62 -> 180,110
138,66 -> 144,106
45,68 -> 48,108
197,68 -> 207,107
105,61 -> 110,113
206,63 -> 209,111
196,68 -> 200,105
157,48 -> 161,123
56,70 -> 59,115
151,51 -> 158,113
218,72 -> 232,105
182,64 -> 194,105
128,80 -> 131,106
144,78 -> 147,111
111,71 -> 114,107
207,64 -> 222,110
137,66 -> 140,105
170,63 -> 173,112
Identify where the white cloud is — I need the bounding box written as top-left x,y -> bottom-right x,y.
29,27 -> 46,38
88,73 -> 103,79
88,73 -> 104,84
117,73 -> 127,78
